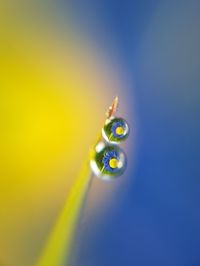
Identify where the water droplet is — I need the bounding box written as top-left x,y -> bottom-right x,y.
90,141 -> 127,181
102,117 -> 129,144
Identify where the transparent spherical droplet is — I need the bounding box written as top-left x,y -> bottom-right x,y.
102,117 -> 129,144
90,141 -> 127,181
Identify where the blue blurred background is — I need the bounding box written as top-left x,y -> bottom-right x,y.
61,1 -> 200,266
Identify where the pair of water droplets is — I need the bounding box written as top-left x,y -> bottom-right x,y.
90,115 -> 129,181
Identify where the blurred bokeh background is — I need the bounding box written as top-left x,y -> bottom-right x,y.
1,1 -> 200,266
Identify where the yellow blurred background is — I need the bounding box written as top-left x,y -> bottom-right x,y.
0,2 -> 125,265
